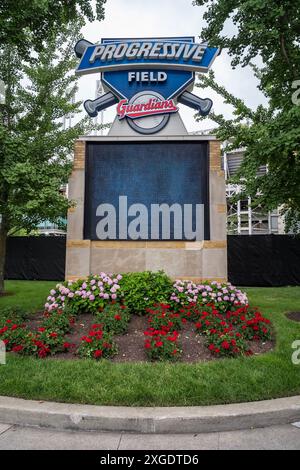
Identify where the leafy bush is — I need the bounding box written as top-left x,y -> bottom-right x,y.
144,327 -> 181,361
44,273 -> 123,315
205,331 -> 250,357
119,271 -> 173,314
194,304 -> 273,357
96,303 -> 131,335
41,310 -> 75,334
0,306 -> 27,323
170,279 -> 248,312
22,329 -> 72,358
78,325 -> 117,359
229,305 -> 272,341
146,303 -> 184,331
0,320 -> 28,352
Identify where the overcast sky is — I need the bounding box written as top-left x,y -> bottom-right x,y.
76,0 -> 267,133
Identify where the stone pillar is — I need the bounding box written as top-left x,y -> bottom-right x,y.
65,141 -> 91,281
201,140 -> 228,281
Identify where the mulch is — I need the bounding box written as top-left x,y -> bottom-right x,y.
24,312 -> 274,362
285,311 -> 300,322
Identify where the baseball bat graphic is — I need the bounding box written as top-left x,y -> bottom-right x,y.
84,93 -> 118,117
74,39 -> 94,58
75,39 -> 118,117
177,91 -> 213,116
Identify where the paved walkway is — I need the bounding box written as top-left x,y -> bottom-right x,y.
0,422 -> 299,450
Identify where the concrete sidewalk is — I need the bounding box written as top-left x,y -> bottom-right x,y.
0,422 -> 300,450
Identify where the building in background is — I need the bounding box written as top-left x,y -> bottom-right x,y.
191,129 -> 284,235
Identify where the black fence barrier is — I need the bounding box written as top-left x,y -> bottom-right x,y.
228,235 -> 300,287
4,235 -> 300,286
5,236 -> 66,281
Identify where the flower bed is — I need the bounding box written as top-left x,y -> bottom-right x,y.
0,272 -> 274,362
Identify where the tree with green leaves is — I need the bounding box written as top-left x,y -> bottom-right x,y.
0,19 -> 106,294
0,0 -> 106,54
194,0 -> 300,232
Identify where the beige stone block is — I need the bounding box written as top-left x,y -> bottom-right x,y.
67,168 -> 85,240
202,248 -> 228,279
210,209 -> 227,240
65,247 -> 91,280
209,170 -> 226,205
145,249 -> 202,278
90,248 -> 146,274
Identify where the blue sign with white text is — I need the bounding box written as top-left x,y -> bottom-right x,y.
74,36 -> 220,134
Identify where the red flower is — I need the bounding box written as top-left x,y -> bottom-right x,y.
12,345 -> 23,352
195,322 -> 202,329
114,314 -> 121,321
94,349 -> 103,358
81,336 -> 92,343
63,342 -> 71,349
11,324 -> 18,331
155,341 -> 163,347
144,341 -> 151,349
208,344 -> 215,351
49,332 -> 58,338
38,327 -> 46,332
221,341 -> 230,350
38,347 -> 50,358
214,348 -> 220,354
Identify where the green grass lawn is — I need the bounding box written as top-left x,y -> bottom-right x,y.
0,281 -> 56,312
1,281 -> 300,406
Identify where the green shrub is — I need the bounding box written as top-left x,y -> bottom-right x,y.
78,326 -> 117,359
119,271 -> 173,314
42,311 -> 74,334
96,303 -> 131,335
146,303 -> 183,331
144,328 -> 182,361
0,306 -> 27,324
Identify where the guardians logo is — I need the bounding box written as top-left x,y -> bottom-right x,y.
117,96 -> 178,120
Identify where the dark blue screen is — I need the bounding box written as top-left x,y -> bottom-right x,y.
84,141 -> 210,240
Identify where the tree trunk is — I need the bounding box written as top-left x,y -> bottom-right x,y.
0,220 -> 7,295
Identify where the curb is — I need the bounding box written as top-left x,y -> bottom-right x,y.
0,395 -> 300,434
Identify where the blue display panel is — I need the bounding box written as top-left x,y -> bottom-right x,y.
84,141 -> 210,241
